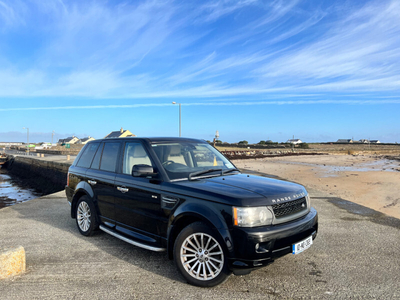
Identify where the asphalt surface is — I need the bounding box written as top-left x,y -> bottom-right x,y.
0,189 -> 399,299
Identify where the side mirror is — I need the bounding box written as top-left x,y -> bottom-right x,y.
132,164 -> 157,177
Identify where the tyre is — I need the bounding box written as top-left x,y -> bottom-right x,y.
75,196 -> 98,236
174,222 -> 230,287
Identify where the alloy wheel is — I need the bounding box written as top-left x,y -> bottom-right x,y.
180,232 -> 224,281
77,201 -> 91,232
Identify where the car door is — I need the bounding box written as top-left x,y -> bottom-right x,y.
114,141 -> 163,245
72,142 -> 101,190
85,141 -> 121,226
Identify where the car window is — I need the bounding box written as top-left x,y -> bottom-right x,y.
99,142 -> 120,172
122,143 -> 153,175
76,143 -> 100,168
152,142 -> 235,180
193,144 -> 226,167
90,143 -> 104,169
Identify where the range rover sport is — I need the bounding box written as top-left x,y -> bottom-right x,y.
65,137 -> 318,287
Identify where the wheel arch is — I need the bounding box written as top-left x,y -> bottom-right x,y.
167,202 -> 234,260
71,181 -> 95,219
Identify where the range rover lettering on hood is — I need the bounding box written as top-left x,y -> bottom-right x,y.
271,192 -> 306,203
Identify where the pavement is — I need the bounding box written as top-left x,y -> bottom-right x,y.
0,188 -> 399,299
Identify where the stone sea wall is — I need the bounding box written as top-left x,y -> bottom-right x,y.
6,156 -> 72,194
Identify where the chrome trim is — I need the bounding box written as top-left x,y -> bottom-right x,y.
162,196 -> 178,203
163,200 -> 177,204
117,186 -> 129,193
161,195 -> 179,210
99,225 -> 166,252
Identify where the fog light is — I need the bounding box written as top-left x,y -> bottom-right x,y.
255,242 -> 270,253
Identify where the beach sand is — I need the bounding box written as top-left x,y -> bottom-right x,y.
233,155 -> 400,219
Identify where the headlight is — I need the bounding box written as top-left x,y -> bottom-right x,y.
233,206 -> 273,227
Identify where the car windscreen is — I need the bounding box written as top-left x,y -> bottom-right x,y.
151,142 -> 236,180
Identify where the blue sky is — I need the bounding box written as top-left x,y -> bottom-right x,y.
0,0 -> 399,143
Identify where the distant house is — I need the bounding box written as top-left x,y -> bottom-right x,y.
104,128 -> 135,139
359,139 -> 369,143
78,136 -> 96,144
286,139 -> 303,144
370,140 -> 381,144
336,139 -> 353,143
58,136 -> 79,145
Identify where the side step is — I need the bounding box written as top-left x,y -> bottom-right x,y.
99,225 -> 166,252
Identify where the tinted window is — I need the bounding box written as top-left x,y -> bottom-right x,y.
90,143 -> 103,169
99,142 -> 120,172
122,143 -> 152,175
76,143 -> 100,168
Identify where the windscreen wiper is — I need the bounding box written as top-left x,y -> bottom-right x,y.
189,168 -> 223,180
221,168 -> 240,175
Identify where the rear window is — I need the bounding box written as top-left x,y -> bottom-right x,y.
76,143 -> 100,168
99,142 -> 120,172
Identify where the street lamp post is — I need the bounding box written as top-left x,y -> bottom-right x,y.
172,102 -> 181,137
23,127 -> 29,155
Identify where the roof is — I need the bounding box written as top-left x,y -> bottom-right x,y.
80,137 -> 94,142
105,131 -> 127,138
104,128 -> 135,138
63,136 -> 78,142
88,137 -> 204,144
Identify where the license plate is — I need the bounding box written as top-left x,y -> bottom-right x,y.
292,236 -> 313,255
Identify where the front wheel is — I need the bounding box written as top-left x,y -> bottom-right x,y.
174,222 -> 230,287
75,196 -> 98,236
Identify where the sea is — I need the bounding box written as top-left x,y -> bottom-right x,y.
0,168 -> 41,209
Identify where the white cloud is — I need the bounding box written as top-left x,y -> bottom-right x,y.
0,0 -> 399,100
196,0 -> 259,23
0,0 -> 26,29
255,0 -> 400,91
1,98 -> 400,113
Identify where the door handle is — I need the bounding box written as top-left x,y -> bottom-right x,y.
117,186 -> 129,193
88,180 -> 97,185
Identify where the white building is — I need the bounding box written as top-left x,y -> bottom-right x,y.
77,137 -> 96,144
58,136 -> 80,145
286,139 -> 303,144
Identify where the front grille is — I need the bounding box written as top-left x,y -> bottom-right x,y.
272,197 -> 307,218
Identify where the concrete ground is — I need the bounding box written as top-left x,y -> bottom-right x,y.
0,188 -> 399,299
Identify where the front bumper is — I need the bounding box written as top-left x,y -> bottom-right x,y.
228,207 -> 318,274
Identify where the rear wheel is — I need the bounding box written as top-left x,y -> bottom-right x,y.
174,222 -> 230,287
76,196 -> 98,236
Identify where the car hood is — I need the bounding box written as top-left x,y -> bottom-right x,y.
168,173 -> 307,206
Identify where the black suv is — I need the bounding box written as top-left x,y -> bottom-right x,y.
65,137 -> 318,287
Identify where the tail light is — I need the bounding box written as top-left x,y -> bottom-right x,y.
67,172 -> 70,187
